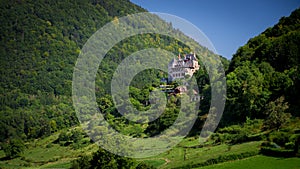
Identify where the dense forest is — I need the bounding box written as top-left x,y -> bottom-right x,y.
224,8 -> 300,124
0,0 -> 217,161
0,0 -> 147,142
0,0 -> 222,143
0,0 -> 299,168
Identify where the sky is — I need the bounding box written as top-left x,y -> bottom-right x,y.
130,0 -> 300,59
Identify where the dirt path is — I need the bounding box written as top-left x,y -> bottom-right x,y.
163,158 -> 171,166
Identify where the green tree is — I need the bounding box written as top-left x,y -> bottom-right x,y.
3,138 -> 25,159
84,148 -> 135,169
71,155 -> 91,169
264,96 -> 291,130
225,61 -> 270,123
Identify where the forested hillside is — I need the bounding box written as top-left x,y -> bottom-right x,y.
0,0 -> 149,143
0,0 -> 218,145
1,0 -> 299,168
223,8 -> 300,125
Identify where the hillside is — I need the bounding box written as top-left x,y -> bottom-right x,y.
223,8 -> 300,124
0,0 -> 219,147
0,0 -> 226,168
1,0 -> 299,168
0,0 -> 151,143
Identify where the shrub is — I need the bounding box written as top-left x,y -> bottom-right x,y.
260,147 -> 295,157
269,131 -> 290,146
46,143 -> 53,148
247,133 -> 266,141
136,162 -> 156,169
285,142 -> 295,149
218,125 -> 243,134
3,139 -> 25,159
173,151 -> 258,169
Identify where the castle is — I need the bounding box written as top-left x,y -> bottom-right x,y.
168,53 -> 200,82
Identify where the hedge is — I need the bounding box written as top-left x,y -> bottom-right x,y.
173,151 -> 258,169
260,147 -> 295,157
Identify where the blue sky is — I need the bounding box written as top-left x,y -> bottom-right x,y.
130,0 -> 300,59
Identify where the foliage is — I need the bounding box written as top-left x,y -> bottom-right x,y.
0,0 -> 147,143
2,139 -> 25,159
71,148 -> 136,169
268,131 -> 294,147
173,151 -> 258,169
0,0 -> 218,144
260,147 -> 295,157
70,155 -> 91,169
197,155 -> 300,169
136,162 -> 156,169
225,62 -> 270,122
0,1 -> 299,168
55,128 -> 89,149
211,118 -> 265,144
263,96 -> 291,130
0,133 -> 263,168
224,8 -> 300,124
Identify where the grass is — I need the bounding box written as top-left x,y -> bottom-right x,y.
196,155 -> 300,169
24,144 -> 72,163
143,159 -> 166,168
0,157 -> 28,169
41,160 -> 72,168
177,136 -> 201,147
1,134 -> 261,169
0,129 -> 297,169
0,129 -> 98,169
138,140 -> 262,168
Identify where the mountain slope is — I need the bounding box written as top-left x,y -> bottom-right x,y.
224,8 -> 300,124
0,0 -> 218,143
0,0 -> 147,142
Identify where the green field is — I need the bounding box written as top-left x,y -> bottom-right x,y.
0,132 -> 299,169
138,140 -> 262,168
0,133 -> 261,169
0,131 -> 98,169
197,155 -> 300,169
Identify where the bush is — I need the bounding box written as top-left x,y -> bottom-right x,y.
230,132 -> 248,144
261,141 -> 280,148
173,151 -> 258,169
136,162 -> 156,169
212,133 -> 233,144
3,139 -> 25,159
56,131 -> 71,145
269,131 -> 289,146
260,147 -> 295,157
247,133 -> 266,141
285,142 -> 295,149
70,155 -> 91,169
218,125 -> 243,134
214,122 -> 265,145
46,143 -> 53,148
